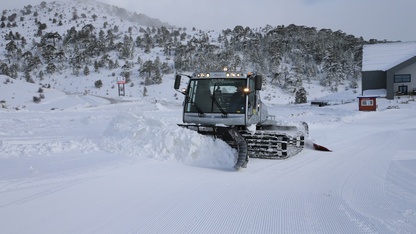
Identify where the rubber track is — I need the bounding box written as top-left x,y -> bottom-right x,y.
228,128 -> 248,170
240,130 -> 304,159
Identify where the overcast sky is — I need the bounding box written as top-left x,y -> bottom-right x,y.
3,0 -> 416,41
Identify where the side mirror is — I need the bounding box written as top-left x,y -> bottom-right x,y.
174,75 -> 181,90
255,75 -> 262,90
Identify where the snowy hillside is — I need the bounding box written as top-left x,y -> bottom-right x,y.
1,0 -> 178,101
1,0 -> 366,108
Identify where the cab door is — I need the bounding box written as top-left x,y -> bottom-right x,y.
246,78 -> 260,125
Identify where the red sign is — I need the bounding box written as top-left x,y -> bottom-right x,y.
117,77 -> 126,84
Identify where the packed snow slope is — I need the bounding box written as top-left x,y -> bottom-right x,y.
1,75 -> 416,233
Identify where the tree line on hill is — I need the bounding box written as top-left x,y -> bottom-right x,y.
0,2 -> 386,98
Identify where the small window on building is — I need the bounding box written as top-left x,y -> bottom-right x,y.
361,100 -> 374,106
394,74 -> 411,83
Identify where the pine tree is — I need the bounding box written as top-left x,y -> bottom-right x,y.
295,87 -> 307,104
25,70 -> 34,83
83,65 -> 90,76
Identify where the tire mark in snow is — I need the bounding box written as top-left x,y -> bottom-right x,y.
335,129 -> 416,233
186,154 -> 328,234
383,150 -> 416,233
0,172 -> 101,208
338,204 -> 377,233
130,171 -> 247,234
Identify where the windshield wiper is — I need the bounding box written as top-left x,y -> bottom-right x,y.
194,102 -> 205,116
211,84 -> 228,116
186,96 -> 205,116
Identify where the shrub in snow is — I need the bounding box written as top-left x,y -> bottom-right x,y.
1,100 -> 6,108
143,87 -> 148,97
94,80 -> 103,88
33,96 -> 41,103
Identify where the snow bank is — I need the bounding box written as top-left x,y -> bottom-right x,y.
100,112 -> 236,168
363,89 -> 387,97
0,138 -> 98,158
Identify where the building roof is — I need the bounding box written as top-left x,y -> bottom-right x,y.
362,41 -> 416,72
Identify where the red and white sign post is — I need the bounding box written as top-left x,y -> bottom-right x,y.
117,77 -> 126,96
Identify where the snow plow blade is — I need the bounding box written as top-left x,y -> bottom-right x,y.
313,143 -> 331,152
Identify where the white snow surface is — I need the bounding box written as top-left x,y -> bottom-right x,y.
363,89 -> 387,98
1,74 -> 416,233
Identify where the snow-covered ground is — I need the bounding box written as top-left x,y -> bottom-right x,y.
1,74 -> 416,233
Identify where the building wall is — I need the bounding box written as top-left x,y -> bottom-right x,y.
386,70 -> 395,99
389,58 -> 416,95
362,71 -> 386,94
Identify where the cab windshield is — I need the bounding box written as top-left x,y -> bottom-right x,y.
185,79 -> 247,114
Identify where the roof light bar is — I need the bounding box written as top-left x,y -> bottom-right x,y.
194,71 -> 246,78
196,73 -> 211,78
